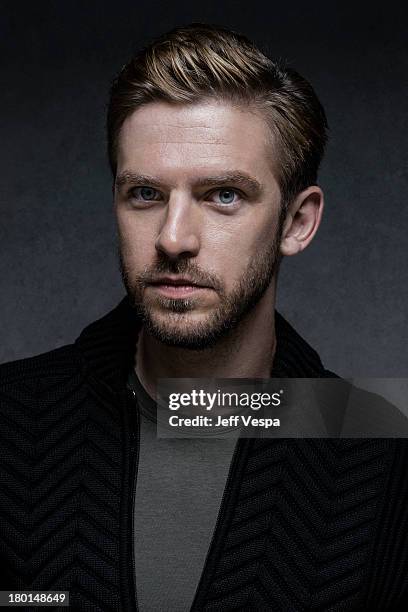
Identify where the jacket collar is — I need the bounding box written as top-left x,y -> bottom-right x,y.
75,295 -> 326,391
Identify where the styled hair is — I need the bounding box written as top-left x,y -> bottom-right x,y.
107,23 -> 328,207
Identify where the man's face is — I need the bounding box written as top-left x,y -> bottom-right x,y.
114,100 -> 284,349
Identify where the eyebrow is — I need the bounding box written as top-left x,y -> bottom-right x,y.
115,171 -> 263,196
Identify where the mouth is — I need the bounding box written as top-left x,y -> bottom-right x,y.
147,276 -> 213,299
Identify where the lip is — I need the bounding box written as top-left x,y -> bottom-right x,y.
149,276 -> 209,288
147,277 -> 212,299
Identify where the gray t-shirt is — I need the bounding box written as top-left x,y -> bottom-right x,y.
127,370 -> 239,612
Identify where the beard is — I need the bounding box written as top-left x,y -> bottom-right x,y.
119,222 -> 284,350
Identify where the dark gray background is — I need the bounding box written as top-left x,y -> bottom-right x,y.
1,0 -> 407,376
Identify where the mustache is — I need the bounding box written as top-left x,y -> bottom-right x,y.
135,257 -> 224,293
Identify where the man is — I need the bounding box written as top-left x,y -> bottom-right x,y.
0,23 -> 407,611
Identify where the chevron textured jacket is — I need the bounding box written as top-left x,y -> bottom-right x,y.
0,296 -> 407,611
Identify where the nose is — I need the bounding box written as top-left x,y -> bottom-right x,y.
155,195 -> 200,260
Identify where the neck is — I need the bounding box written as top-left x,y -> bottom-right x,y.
135,285 -> 277,399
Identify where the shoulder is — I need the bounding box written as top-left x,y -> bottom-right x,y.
0,344 -> 87,456
0,343 -> 83,393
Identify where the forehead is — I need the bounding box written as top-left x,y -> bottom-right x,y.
116,100 -> 278,184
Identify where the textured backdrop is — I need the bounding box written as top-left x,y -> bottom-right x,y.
1,0 -> 407,376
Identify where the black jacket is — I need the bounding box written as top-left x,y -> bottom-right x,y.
0,297 -> 407,611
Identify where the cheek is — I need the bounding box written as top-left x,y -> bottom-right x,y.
206,215 -> 275,272
201,226 -> 259,290
117,213 -> 157,265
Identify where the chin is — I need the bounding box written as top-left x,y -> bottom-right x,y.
144,310 -> 229,351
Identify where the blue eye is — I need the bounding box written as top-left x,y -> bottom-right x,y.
215,189 -> 239,206
139,187 -> 158,200
129,186 -> 161,202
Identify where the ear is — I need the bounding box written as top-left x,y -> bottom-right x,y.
280,186 -> 324,257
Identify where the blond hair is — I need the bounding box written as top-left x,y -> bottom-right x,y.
107,23 -> 328,206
